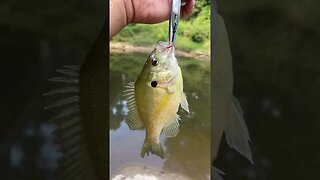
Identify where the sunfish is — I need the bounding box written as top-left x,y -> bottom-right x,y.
124,41 -> 189,159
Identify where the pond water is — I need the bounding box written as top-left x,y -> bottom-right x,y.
109,52 -> 211,180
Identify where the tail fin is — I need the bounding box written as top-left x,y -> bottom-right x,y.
141,140 -> 164,159
225,96 -> 253,164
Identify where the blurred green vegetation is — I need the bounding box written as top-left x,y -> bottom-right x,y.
112,0 -> 210,53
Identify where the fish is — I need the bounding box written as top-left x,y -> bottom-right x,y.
123,41 -> 189,159
44,22 -> 108,180
212,2 -> 253,179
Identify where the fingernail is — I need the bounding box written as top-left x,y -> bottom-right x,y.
181,0 -> 186,6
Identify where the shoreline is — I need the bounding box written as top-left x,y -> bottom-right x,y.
110,42 -> 210,60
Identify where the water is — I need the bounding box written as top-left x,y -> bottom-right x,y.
109,52 -> 211,180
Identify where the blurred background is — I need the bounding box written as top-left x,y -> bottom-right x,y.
0,0 -> 104,179
215,0 -> 320,179
1,0 -> 320,179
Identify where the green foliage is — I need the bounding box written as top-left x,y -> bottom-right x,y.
184,6 -> 210,44
190,0 -> 211,19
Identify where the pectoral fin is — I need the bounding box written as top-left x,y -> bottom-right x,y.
123,82 -> 144,130
154,72 -> 176,93
181,92 -> 189,113
166,77 -> 178,93
167,85 -> 176,93
156,81 -> 175,93
162,114 -> 181,137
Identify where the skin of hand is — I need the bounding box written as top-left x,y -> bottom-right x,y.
109,0 -> 195,38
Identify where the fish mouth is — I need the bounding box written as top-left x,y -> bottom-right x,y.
156,41 -> 175,56
156,41 -> 174,49
156,41 -> 170,46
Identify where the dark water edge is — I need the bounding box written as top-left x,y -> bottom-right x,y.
0,0 -> 104,178
215,0 -> 320,179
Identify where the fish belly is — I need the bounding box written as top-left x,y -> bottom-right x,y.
136,84 -> 181,141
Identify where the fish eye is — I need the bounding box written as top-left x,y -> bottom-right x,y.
151,58 -> 158,66
151,81 -> 158,88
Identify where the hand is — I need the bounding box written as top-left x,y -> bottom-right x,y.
110,0 -> 195,38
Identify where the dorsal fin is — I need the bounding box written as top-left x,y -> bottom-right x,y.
123,82 -> 144,130
44,65 -> 96,180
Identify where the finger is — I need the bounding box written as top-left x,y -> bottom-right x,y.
181,0 -> 195,19
131,0 -> 171,24
131,0 -> 195,24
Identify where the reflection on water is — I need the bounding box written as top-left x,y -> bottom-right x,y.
109,53 -> 210,179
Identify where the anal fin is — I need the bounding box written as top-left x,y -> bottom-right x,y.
123,82 -> 144,130
162,114 -> 181,137
225,96 -> 253,164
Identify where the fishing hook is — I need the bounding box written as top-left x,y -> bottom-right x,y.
167,0 -> 186,48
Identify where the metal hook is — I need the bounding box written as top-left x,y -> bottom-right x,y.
168,0 -> 183,46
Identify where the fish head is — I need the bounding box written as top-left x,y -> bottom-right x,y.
146,42 -> 177,70
142,41 -> 179,88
